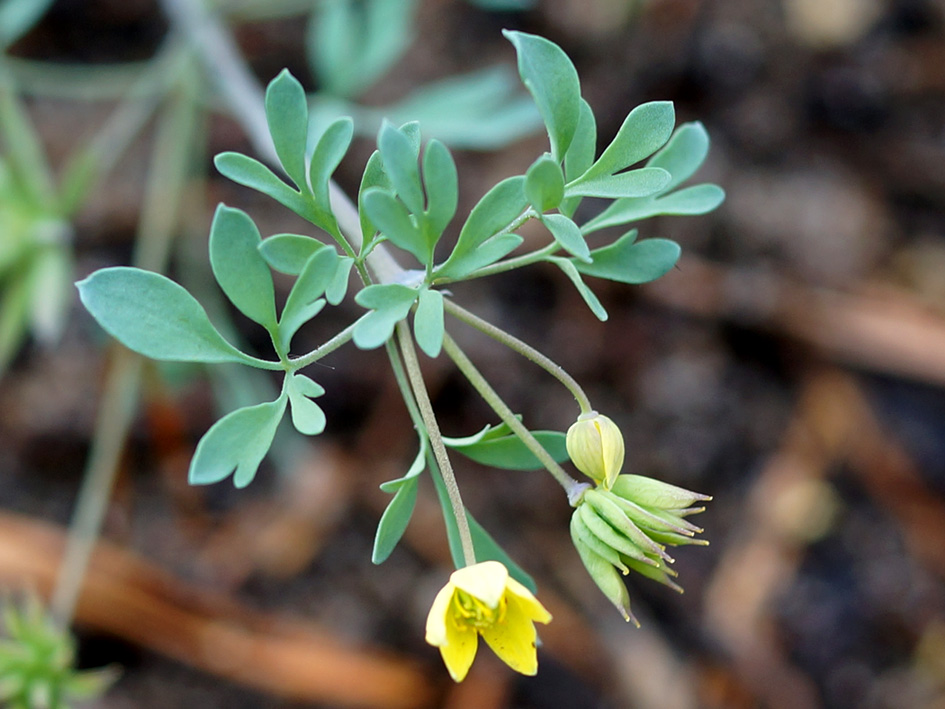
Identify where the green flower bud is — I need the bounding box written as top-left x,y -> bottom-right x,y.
569,481 -> 711,621
566,411 -> 624,489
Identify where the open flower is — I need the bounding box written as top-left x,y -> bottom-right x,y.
425,560 -> 552,682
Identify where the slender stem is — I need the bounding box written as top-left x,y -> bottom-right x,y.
444,299 -> 593,414
287,316 -> 363,370
441,333 -> 586,504
451,242 -> 559,282
396,322 -> 476,566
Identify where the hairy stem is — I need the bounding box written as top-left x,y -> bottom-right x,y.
444,299 -> 592,414
442,333 -> 586,503
396,322 -> 475,566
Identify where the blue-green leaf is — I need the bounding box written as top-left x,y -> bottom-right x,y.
549,256 -> 608,321
647,121 -> 710,192
326,256 -> 354,305
358,150 -> 392,253
436,175 -> 527,280
209,205 -> 277,330
574,234 -> 681,285
361,187 -> 427,264
77,268 -> 254,364
189,396 -> 287,488
214,152 -> 307,216
566,166 -> 670,199
542,213 -> 590,262
378,120 -> 424,215
259,234 -> 328,275
422,139 -> 458,239
308,0 -> 415,99
373,442 -> 426,563
286,372 -> 326,435
308,116 -> 353,235
579,101 -> 675,182
582,184 -> 725,234
503,30 -> 580,161
279,247 -> 338,351
560,99 -> 597,218
265,69 -> 309,190
353,283 -> 419,349
413,288 -> 444,358
524,154 -> 565,213
448,430 -> 569,470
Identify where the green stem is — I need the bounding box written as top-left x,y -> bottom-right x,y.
287,315 -> 364,370
441,333 -> 587,505
456,241 -> 559,282
444,299 -> 593,414
396,322 -> 476,566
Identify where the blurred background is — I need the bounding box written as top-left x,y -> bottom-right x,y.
1,0 -> 945,707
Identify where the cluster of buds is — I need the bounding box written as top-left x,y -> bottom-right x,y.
567,413 -> 710,624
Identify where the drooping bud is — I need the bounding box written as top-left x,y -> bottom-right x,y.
566,411 -> 624,489
569,480 -> 711,622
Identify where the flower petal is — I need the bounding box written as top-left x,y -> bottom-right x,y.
450,560 -> 508,608
425,583 -> 456,647
440,618 -> 478,682
505,578 -> 552,624
479,593 -> 540,675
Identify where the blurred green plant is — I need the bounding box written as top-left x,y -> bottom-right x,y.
0,596 -> 117,709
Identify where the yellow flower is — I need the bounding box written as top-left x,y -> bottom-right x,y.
566,411 -> 625,489
425,560 -> 552,682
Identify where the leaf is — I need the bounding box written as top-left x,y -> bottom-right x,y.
422,139 -> 458,239
542,213 -> 589,262
77,267 -> 254,364
378,120 -> 424,214
575,234 -> 681,285
372,480 -> 419,564
524,154 -> 564,212
503,30 -> 580,161
308,0 -> 416,99
209,205 -> 277,330
578,101 -> 675,182
286,372 -> 326,435
326,256 -> 354,305
566,166 -> 670,199
548,256 -> 608,321
0,0 -> 56,48
358,150 -> 392,252
582,184 -> 726,234
189,396 -> 287,488
436,175 -> 527,280
357,65 -> 543,150
258,234 -> 328,275
647,121 -> 710,192
308,116 -> 353,235
214,152 -> 307,216
564,99 -> 597,182
279,247 -> 338,351
373,442 -> 426,563
361,188 -> 427,265
413,288 -> 444,358
265,69 -> 309,190
353,283 -> 419,349
447,430 -> 569,470
560,99 -> 596,218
